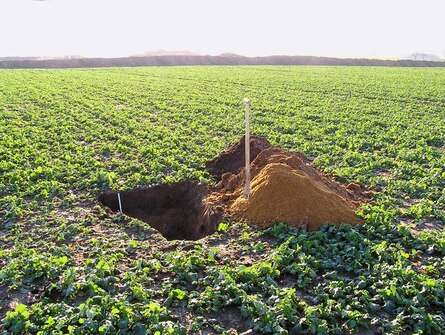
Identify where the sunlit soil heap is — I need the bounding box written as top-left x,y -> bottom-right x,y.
206,136 -> 371,230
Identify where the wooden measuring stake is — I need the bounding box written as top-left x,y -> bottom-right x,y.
243,98 -> 251,199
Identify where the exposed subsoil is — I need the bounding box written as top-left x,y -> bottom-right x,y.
206,136 -> 371,231
205,135 -> 272,180
98,181 -> 223,240
99,135 -> 371,240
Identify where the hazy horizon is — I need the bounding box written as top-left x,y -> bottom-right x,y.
1,49 -> 444,61
1,0 -> 444,60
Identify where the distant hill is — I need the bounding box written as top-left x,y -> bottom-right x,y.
0,55 -> 85,62
131,50 -> 202,57
405,53 -> 441,61
218,53 -> 244,57
1,55 -> 444,69
0,56 -> 41,62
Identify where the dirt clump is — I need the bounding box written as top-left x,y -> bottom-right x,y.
98,181 -> 223,240
207,137 -> 370,230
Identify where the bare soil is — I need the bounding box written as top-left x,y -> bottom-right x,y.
207,136 -> 371,230
98,181 -> 223,240
205,135 -> 272,180
99,136 -> 371,239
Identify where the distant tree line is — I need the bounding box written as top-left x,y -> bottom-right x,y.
1,55 -> 444,69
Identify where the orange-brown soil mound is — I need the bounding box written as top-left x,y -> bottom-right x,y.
206,136 -> 371,230
230,163 -> 363,230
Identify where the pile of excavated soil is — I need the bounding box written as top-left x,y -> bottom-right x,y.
206,136 -> 370,230
229,163 -> 363,230
206,135 -> 272,180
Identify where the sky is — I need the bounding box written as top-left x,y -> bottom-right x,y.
0,0 -> 444,59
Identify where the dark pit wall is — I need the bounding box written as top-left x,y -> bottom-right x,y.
98,181 -> 223,241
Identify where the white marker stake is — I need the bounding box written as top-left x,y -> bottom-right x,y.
243,98 -> 251,199
117,192 -> 123,213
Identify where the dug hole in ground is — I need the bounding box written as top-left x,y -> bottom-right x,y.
99,136 -> 372,240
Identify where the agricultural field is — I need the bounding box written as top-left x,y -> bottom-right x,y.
0,66 -> 444,334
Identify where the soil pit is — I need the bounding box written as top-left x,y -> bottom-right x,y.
99,136 -> 371,240
98,181 -> 223,240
